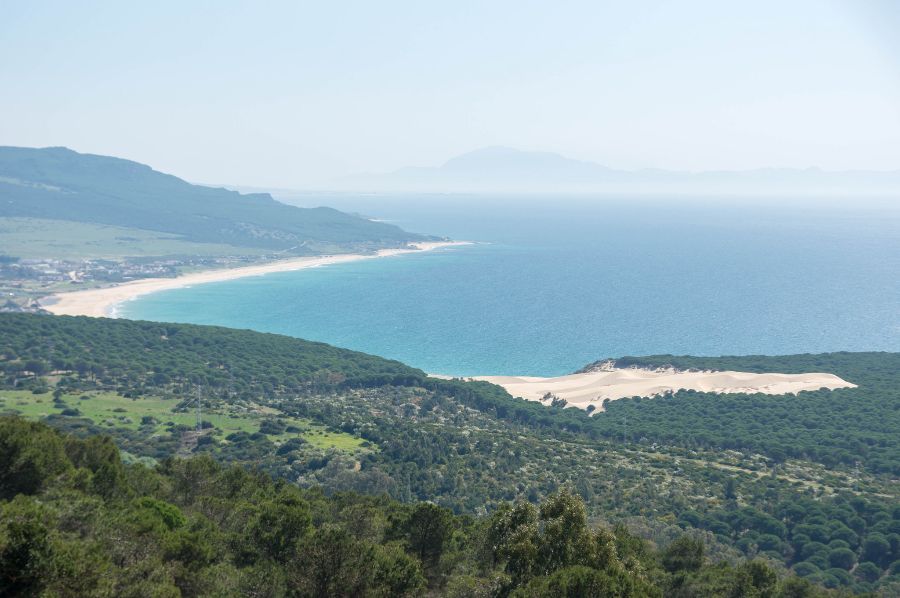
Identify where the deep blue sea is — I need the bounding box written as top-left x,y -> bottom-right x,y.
121,196 -> 900,377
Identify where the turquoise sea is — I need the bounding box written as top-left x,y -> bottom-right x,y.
121,196 -> 900,377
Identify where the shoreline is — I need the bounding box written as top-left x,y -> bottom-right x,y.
42,241 -> 470,318
432,368 -> 857,413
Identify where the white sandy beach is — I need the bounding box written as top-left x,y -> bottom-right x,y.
44,239 -> 858,408
42,241 -> 468,318
437,368 -> 856,413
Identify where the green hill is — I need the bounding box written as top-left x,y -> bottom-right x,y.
4,416 -> 845,597
0,146 -> 427,253
1,314 -> 898,594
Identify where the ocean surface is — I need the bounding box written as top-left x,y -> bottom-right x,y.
121,195 -> 900,377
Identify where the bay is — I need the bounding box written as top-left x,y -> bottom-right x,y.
121,196 -> 900,376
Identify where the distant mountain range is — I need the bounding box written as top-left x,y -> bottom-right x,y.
336,146 -> 900,194
0,146 -> 426,253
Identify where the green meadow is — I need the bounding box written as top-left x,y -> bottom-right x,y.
0,217 -> 270,260
0,389 -> 366,452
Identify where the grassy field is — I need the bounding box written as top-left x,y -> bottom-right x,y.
0,389 -> 367,452
0,217 -> 270,260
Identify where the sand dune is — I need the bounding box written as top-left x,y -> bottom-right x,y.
448,368 -> 856,413
41,241 -> 469,318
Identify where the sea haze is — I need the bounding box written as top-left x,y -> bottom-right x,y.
121,196 -> 900,377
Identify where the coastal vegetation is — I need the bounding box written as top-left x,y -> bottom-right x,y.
0,217 -> 272,261
5,4 -> 897,597
0,146 -> 425,253
0,147 -> 434,311
0,416 -> 851,596
2,314 -> 899,593
583,354 -> 900,475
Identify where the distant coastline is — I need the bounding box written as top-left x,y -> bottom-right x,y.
41,241 -> 469,318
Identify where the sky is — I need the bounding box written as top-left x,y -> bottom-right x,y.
2,0 -> 900,187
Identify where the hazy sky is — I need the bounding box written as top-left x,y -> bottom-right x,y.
2,0 -> 900,187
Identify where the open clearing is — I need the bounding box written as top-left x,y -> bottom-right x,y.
0,217 -> 269,260
0,389 -> 366,452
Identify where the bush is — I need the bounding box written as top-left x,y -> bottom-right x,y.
0,496 -> 54,595
133,497 -> 186,530
792,561 -> 820,578
0,417 -> 72,499
799,541 -> 828,560
861,534 -> 891,566
662,536 -> 704,573
854,561 -> 882,583
827,547 -> 856,570
824,567 -> 852,586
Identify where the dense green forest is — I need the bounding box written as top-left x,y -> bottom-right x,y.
0,417 -> 850,596
1,314 -> 898,594
0,146 -> 425,252
581,354 -> 900,475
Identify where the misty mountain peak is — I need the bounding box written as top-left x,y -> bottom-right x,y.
441,146 -> 611,176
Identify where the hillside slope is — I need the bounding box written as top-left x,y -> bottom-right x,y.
1,314 -> 898,593
0,146 -> 426,252
4,416 -> 851,597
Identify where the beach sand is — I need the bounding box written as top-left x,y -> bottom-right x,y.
436,368 -> 856,412
42,241 -> 468,318
44,240 -> 857,407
